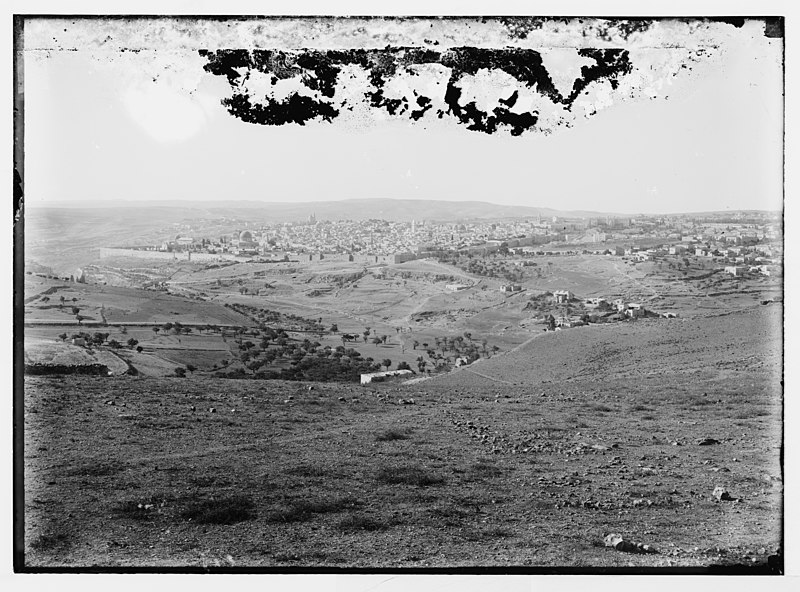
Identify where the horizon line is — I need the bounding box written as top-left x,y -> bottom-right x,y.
25,197 -> 781,218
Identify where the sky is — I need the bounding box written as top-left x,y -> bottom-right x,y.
22,17 -> 783,215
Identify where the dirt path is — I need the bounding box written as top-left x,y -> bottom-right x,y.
611,259 -> 661,301
408,328 -> 551,386
459,368 -> 516,386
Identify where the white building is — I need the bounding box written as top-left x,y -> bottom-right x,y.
360,369 -> 414,384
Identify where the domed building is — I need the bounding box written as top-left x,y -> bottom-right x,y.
234,229 -> 259,254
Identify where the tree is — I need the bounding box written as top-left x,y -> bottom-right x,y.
174,367 -> 186,378
152,326 -> 160,335
59,295 -> 65,307
186,364 -> 196,372
330,323 -> 338,333
127,338 -> 139,349
108,339 -> 121,349
76,315 -> 84,325
382,359 -> 392,371
71,306 -> 80,315
381,335 -> 388,344
58,333 -> 67,341
397,361 -> 411,371
412,340 -> 419,350
372,337 -> 383,345
136,346 -> 143,353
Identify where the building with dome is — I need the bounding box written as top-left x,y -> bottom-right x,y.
233,230 -> 259,254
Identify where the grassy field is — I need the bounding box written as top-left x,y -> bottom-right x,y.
22,305 -> 782,570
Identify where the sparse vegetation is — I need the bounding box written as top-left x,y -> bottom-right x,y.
376,465 -> 445,487
375,428 -> 411,442
181,495 -> 256,525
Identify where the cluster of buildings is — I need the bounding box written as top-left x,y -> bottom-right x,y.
542,292 -> 664,331
111,211 -> 780,272
613,233 -> 781,277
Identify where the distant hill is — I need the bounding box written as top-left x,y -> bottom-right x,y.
27,198 -> 616,223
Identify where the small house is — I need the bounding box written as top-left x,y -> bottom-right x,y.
553,290 -> 573,303
501,284 -> 523,293
724,266 -> 747,276
625,304 -> 646,318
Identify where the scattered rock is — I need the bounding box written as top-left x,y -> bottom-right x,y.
698,438 -> 720,446
712,486 -> 737,502
208,407 -> 216,413
604,533 -> 657,554
338,397 -> 346,402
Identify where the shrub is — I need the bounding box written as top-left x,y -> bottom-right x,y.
375,429 -> 411,442
181,495 -> 256,525
64,460 -> 124,477
465,460 -> 503,480
29,526 -> 72,551
285,464 -> 329,478
112,500 -> 156,521
462,526 -> 514,541
336,514 -> 388,533
266,497 -> 362,523
376,465 -> 445,487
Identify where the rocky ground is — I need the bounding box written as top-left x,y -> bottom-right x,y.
22,306 -> 782,571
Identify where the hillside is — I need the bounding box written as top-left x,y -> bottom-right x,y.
427,305 -> 783,388
23,304 -> 782,569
